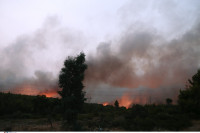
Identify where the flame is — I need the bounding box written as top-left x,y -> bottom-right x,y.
102,92 -> 148,109
102,93 -> 133,109
118,93 -> 133,109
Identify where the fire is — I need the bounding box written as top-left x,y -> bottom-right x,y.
101,92 -> 148,109
10,85 -> 60,98
12,85 -> 39,96
118,93 -> 133,109
102,93 -> 133,108
118,92 -> 149,108
40,91 -> 59,98
38,89 -> 60,98
103,102 -> 109,106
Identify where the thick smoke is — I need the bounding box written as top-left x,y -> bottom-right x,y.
1,1 -> 200,104
85,21 -> 200,104
0,16 -> 86,97
0,29 -> 59,96
1,17 -> 200,102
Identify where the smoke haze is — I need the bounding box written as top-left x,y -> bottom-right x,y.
0,0 -> 200,104
85,21 -> 200,104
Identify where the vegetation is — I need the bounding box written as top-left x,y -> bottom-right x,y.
114,100 -> 119,108
0,91 -> 195,131
166,98 -> 173,105
0,54 -> 200,131
0,92 -> 61,119
178,69 -> 200,116
58,52 -> 87,128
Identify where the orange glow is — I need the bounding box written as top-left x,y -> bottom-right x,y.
118,93 -> 133,109
10,85 -> 60,98
40,91 -> 59,98
12,85 -> 39,96
103,102 -> 109,106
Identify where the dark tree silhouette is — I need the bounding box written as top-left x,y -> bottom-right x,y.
166,98 -> 172,105
178,69 -> 200,114
114,100 -> 119,108
58,52 -> 87,124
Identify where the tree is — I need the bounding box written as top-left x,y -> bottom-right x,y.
166,98 -> 172,105
58,52 -> 87,124
178,69 -> 200,114
114,100 -> 119,108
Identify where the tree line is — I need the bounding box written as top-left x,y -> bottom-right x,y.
0,52 -> 200,131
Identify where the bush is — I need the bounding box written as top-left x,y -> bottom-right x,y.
112,116 -> 126,127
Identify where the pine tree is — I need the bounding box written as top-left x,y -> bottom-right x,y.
114,100 -> 119,108
166,98 -> 172,105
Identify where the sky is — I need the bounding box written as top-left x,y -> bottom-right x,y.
0,0 -> 200,107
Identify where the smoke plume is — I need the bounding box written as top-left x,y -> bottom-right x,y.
1,1 -> 200,105
0,16 -> 86,97
85,21 -> 200,104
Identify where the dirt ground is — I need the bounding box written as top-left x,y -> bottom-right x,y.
184,120 -> 200,131
0,118 -> 62,131
0,118 -> 200,131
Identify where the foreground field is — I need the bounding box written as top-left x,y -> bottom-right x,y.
184,120 -> 200,131
0,118 -> 61,131
0,92 -> 199,131
0,118 -> 199,131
